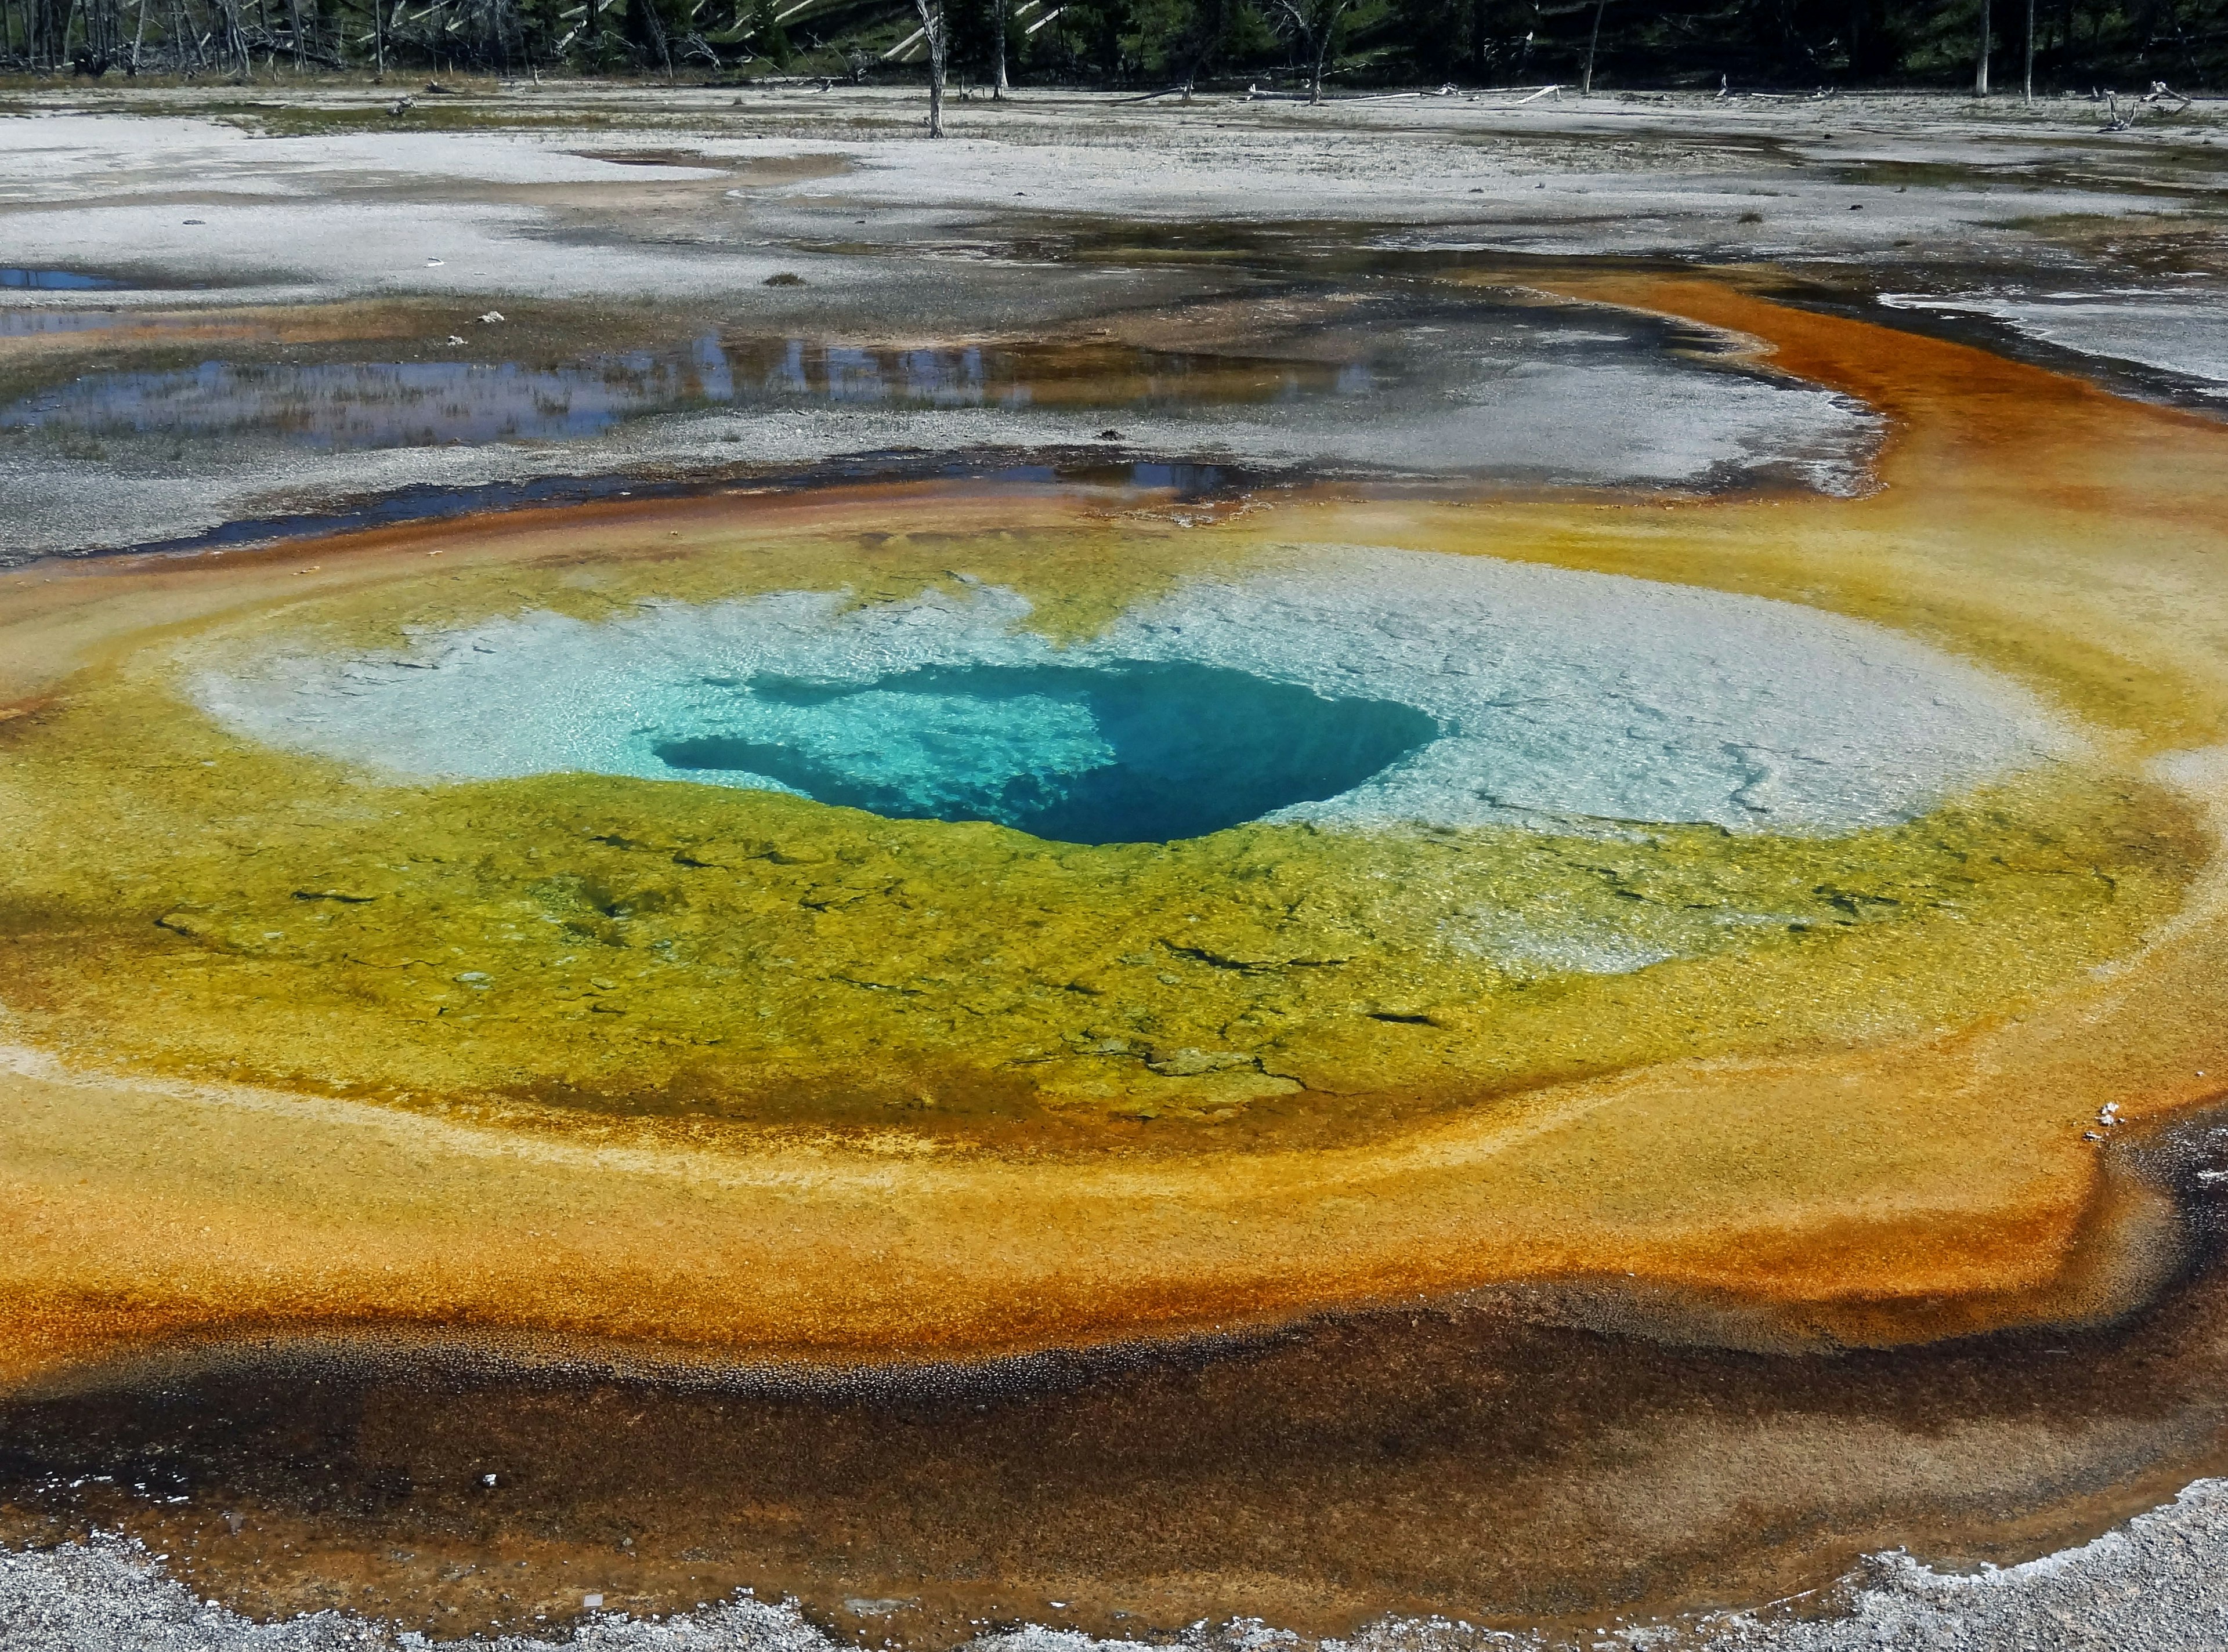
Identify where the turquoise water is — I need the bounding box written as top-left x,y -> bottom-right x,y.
652,662 -> 1439,845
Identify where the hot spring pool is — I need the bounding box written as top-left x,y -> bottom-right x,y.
200,545 -> 2064,843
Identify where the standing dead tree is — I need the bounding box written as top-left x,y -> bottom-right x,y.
910,0 -> 945,133
1580,0 -> 1605,92
1975,0 -> 1991,92
1265,0 -> 1353,104
635,0 -> 673,79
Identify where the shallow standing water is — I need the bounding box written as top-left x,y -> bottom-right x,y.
0,334 -> 1376,449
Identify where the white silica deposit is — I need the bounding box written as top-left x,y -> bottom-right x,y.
196,545 -> 2068,839
1879,290 -> 2228,398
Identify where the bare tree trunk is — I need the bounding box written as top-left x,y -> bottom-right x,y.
284,0 -> 301,68
129,0 -> 146,68
912,0 -> 943,134
1310,29 -> 1326,100
1580,0 -> 1604,92
637,0 -> 672,79
1974,0 -> 1990,93
992,0 -> 1005,96
372,0 -> 384,77
2023,0 -> 2035,99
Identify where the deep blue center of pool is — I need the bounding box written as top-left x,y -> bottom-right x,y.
652,661 -> 1438,845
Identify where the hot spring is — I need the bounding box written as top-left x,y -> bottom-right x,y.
199,545 -> 2064,843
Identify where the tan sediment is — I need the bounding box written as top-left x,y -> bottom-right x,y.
2,281 -> 2227,1386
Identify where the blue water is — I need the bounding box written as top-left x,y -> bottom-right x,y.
651,661 -> 1439,845
0,267 -> 125,290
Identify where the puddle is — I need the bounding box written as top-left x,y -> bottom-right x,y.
0,267 -> 125,291
2,343 -> 738,449
0,335 -> 1373,451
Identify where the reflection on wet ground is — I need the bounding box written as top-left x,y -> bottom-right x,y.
0,267 -> 124,291
742,336 -> 1379,409
0,335 -> 1372,450
0,270 -> 1890,570
5,1107 -> 2226,1650
0,309 -> 139,338
7,345 -> 739,449
0,287 -> 1791,460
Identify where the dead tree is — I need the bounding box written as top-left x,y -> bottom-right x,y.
636,0 -> 674,79
991,0 -> 1006,96
1580,0 -> 1605,92
1974,0 -> 1990,92
911,0 -> 945,134
1267,0 -> 1352,104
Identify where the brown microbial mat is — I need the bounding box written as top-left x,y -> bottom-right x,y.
8,1120 -> 2228,1650
5,273 -> 2228,1643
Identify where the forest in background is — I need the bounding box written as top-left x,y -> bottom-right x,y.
3,0 -> 2221,105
